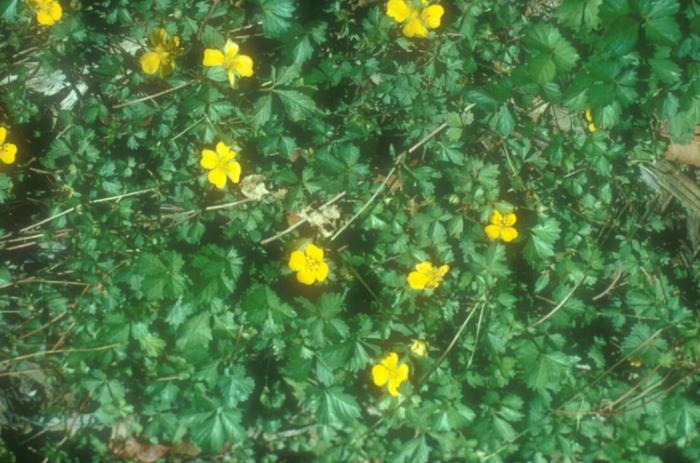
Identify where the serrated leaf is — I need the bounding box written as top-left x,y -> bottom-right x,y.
253,95 -> 272,128
134,252 -> 187,301
317,387 -> 360,425
557,0 -> 602,30
489,104 -> 515,137
177,313 -> 212,351
645,15 -> 681,45
258,0 -> 295,39
274,89 -> 319,121
524,218 -> 561,265
189,409 -> 245,452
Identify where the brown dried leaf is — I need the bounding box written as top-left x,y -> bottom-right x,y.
665,141 -> 700,167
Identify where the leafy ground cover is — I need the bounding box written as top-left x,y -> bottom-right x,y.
2,0 -> 700,461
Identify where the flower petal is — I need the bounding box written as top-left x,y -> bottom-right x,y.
225,161 -> 241,184
208,168 -> 227,189
501,227 -> 518,242
203,49 -> 225,67
585,109 -> 593,122
382,352 -> 399,370
234,55 -> 254,77
50,2 -> 62,21
395,362 -> 409,382
588,122 -> 597,132
371,364 -> 389,387
224,39 -> 239,58
387,0 -> 413,23
200,149 -> 218,170
227,69 -> 237,87
159,58 -> 175,78
0,127 -> 6,145
403,17 -> 428,38
504,213 -> 517,226
306,244 -> 324,260
140,51 -> 162,75
387,379 -> 402,397
216,142 -> 235,160
407,271 -> 429,290
485,224 -> 502,240
420,4 -> 444,29
296,268 -> 316,285
490,209 -> 503,225
0,144 -> 17,165
438,264 -> 450,276
289,250 -> 307,271
415,261 -> 433,274
314,262 -> 330,282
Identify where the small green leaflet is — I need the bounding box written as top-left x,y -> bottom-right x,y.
317,387 -> 361,426
188,408 -> 245,452
133,252 -> 187,301
258,0 -> 295,38
0,0 -> 18,20
557,0 -> 602,31
524,217 -> 561,266
176,312 -> 212,351
274,89 -> 320,121
525,24 -> 579,83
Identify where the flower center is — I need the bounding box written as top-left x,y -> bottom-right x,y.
223,55 -> 240,72
305,255 -> 322,273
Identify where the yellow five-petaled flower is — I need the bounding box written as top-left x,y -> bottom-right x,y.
288,243 -> 330,285
28,0 -> 62,26
585,108 -> 597,132
386,0 -> 444,38
140,28 -> 182,78
0,127 -> 18,165
407,261 -> 449,290
203,39 -> 254,88
200,141 -> 242,189
372,352 -> 409,397
485,210 -> 518,242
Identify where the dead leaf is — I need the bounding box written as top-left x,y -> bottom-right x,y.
109,437 -> 168,463
240,174 -> 270,200
299,204 -> 341,237
665,140 -> 700,167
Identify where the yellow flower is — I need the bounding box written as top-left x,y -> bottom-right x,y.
585,108 -> 597,132
407,261 -> 449,290
140,29 -> 182,77
372,352 -> 409,397
410,340 -> 427,357
484,210 -> 518,242
386,0 -> 444,38
0,127 -> 18,165
29,0 -> 62,26
200,141 -> 241,189
288,243 -> 330,285
202,39 -> 254,87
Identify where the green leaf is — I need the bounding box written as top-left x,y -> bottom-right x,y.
274,89 -> 319,121
645,15 -> 681,45
192,245 -> 243,303
317,387 -> 361,426
253,95 -> 273,128
528,54 -> 557,84
258,0 -> 295,39
1,0 -> 19,21
134,252 -> 187,301
649,58 -> 681,83
524,217 -> 561,265
189,408 -> 245,452
166,297 -> 193,327
489,104 -> 515,137
176,312 -> 212,351
557,0 -> 602,30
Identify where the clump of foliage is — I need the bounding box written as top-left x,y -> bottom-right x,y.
2,0 -> 700,461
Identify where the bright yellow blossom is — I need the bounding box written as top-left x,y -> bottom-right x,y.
386,0 -> 444,38
410,340 -> 427,357
0,127 -> 18,165
585,108 -> 597,132
485,210 -> 518,242
372,352 -> 409,397
202,39 -> 254,88
288,243 -> 330,285
200,142 -> 241,189
140,29 -> 182,78
407,261 -> 449,290
28,0 -> 62,26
